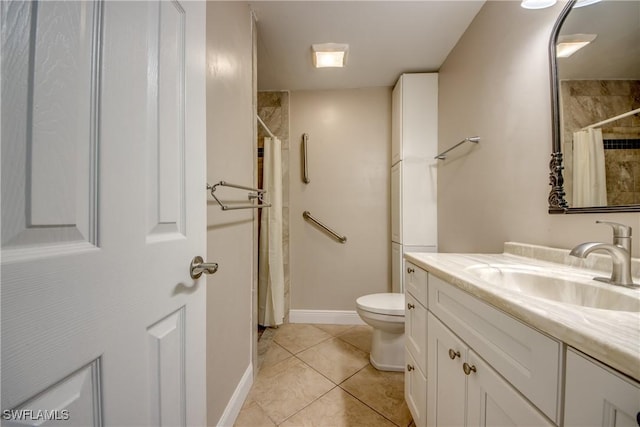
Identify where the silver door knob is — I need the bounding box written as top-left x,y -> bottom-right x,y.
190,256 -> 218,279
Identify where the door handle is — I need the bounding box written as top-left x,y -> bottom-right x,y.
190,256 -> 218,279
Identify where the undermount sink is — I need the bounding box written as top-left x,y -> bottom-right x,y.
464,264 -> 640,312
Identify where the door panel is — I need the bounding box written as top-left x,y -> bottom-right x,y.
466,350 -> 553,427
147,308 -> 186,427
1,1 -> 206,425
147,0 -> 186,240
428,313 -> 466,427
3,360 -> 102,427
564,349 -> 640,427
1,0 -> 99,254
391,162 -> 401,244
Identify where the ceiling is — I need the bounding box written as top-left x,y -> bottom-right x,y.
558,0 -> 640,80
250,1 -> 486,91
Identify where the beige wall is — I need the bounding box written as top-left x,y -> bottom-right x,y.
438,1 -> 640,255
290,88 -> 391,311
206,2 -> 255,424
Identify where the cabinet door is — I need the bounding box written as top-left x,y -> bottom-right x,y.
406,292 -> 428,373
428,313 -> 466,427
466,350 -> 554,427
402,159 -> 437,247
391,162 -> 401,243
391,242 -> 402,293
391,77 -> 402,165
406,349 -> 428,427
565,349 -> 640,427
405,262 -> 427,306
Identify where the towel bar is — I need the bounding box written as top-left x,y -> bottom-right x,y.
435,136 -> 480,160
207,181 -> 271,210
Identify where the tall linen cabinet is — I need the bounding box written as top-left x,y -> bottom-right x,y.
391,73 -> 438,294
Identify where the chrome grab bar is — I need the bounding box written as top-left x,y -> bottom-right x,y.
207,181 -> 271,211
303,211 -> 347,243
302,133 -> 310,184
434,136 -> 480,160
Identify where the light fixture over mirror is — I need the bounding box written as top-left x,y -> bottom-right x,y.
548,0 -> 640,214
573,0 -> 602,8
556,33 -> 597,57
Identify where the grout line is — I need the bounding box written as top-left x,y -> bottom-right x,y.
292,354 -> 341,387
243,324 -> 410,426
275,385 -> 339,426
338,382 -> 403,427
249,397 -> 281,427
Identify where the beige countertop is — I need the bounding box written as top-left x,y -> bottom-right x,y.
405,242 -> 640,382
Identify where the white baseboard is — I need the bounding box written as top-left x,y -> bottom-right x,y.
289,309 -> 365,325
216,363 -> 253,427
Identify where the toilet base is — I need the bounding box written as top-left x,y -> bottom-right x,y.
369,328 -> 404,372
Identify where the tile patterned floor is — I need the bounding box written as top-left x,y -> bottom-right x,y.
234,323 -> 413,427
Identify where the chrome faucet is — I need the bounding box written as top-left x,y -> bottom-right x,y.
570,221 -> 637,288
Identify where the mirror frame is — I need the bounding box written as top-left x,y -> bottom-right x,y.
548,0 -> 640,214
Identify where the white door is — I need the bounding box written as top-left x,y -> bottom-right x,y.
427,314 -> 467,427
564,349 -> 640,427
1,1 -> 207,426
466,350 -> 554,427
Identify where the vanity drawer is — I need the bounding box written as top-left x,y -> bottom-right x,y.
428,274 -> 563,423
405,292 -> 428,373
405,348 -> 427,427
405,262 -> 427,306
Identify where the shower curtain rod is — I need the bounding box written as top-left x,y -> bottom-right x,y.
582,107 -> 640,131
257,115 -> 276,139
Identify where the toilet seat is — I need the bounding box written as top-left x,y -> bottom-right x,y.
356,293 -> 405,316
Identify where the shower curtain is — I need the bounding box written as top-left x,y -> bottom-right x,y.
258,137 -> 285,327
572,128 -> 607,207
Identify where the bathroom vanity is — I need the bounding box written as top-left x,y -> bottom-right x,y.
404,243 -> 640,427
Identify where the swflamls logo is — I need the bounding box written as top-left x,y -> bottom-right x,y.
2,409 -> 70,421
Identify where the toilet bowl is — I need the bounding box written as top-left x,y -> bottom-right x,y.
356,293 -> 405,372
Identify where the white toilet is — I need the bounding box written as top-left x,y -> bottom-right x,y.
356,292 -> 405,372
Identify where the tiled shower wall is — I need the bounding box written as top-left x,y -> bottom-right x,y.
560,80 -> 640,205
257,91 -> 290,323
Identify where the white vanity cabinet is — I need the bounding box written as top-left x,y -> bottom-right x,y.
405,262 -> 428,427
404,261 -> 563,427
427,274 -> 562,424
406,253 -> 640,427
564,348 -> 640,427
428,314 -> 554,427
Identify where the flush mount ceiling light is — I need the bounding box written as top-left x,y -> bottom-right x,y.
520,0 -> 557,9
556,34 -> 597,57
311,43 -> 349,68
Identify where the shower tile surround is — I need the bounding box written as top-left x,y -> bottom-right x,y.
258,92 -> 291,323
235,323 -> 413,427
560,80 -> 640,205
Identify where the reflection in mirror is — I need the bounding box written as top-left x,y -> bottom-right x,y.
549,0 -> 640,213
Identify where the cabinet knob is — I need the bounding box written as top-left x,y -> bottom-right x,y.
407,364 -> 415,372
407,303 -> 415,310
407,267 -> 415,274
448,349 -> 461,360
463,362 -> 477,376
636,411 -> 640,427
